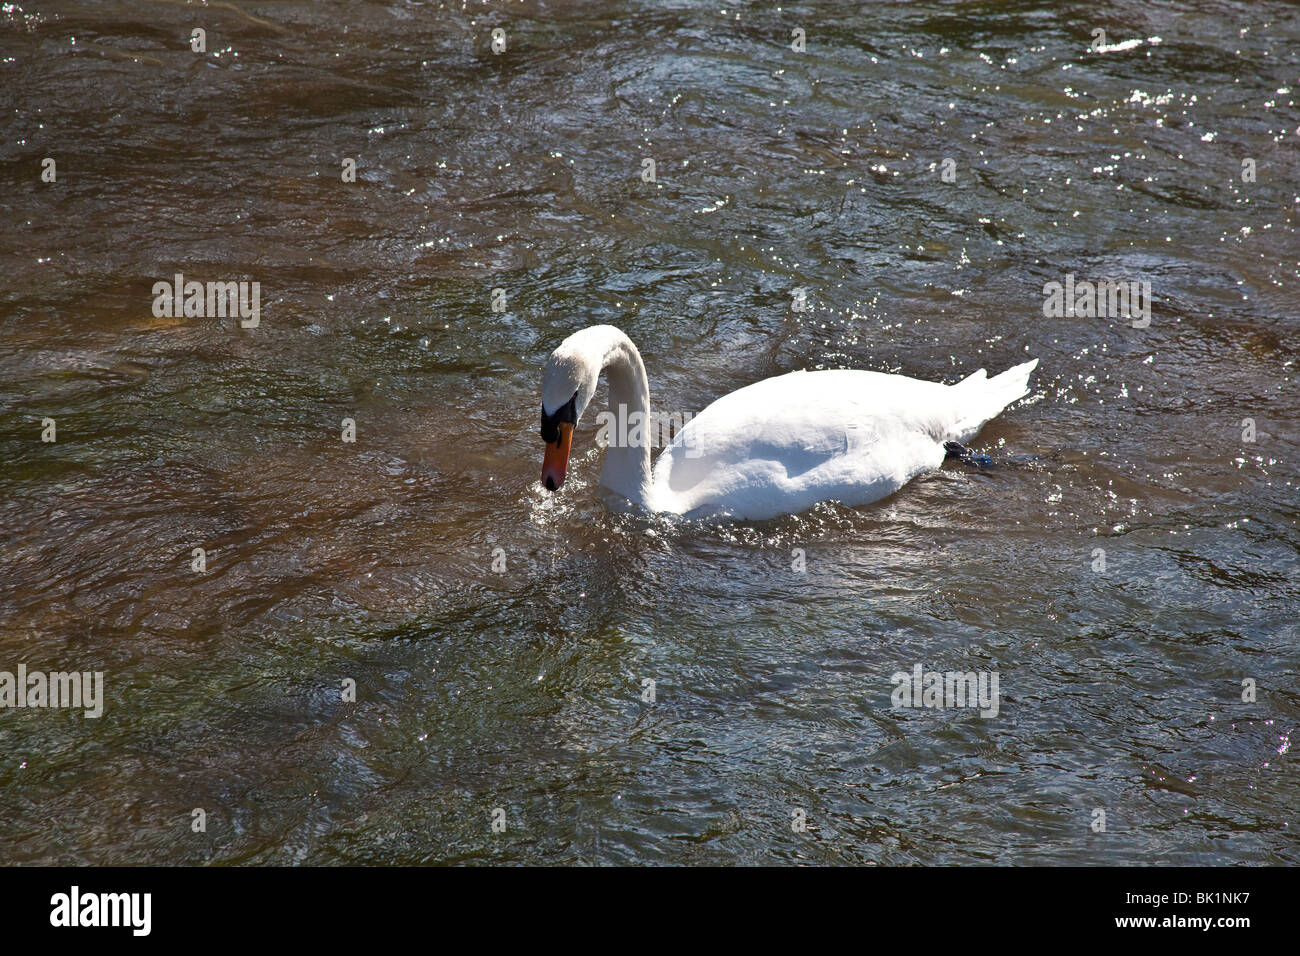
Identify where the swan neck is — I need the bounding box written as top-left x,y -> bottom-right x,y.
598,333 -> 654,507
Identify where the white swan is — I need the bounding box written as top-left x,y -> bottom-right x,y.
539,325 -> 1037,520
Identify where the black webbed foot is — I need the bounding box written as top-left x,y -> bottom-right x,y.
944,441 -> 995,468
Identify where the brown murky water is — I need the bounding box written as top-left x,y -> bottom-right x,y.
0,0 -> 1296,864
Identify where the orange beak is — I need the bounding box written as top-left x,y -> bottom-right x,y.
542,422 -> 573,491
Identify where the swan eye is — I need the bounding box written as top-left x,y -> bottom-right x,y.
540,410 -> 558,444
539,391 -> 578,443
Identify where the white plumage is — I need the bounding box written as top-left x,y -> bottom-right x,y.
539,325 -> 1037,520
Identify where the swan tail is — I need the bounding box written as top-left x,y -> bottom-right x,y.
946,358 -> 1038,441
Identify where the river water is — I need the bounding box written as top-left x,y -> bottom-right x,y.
0,0 -> 1296,864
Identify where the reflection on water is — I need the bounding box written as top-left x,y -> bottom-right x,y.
0,0 -> 1296,864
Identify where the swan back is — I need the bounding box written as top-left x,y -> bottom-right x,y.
649,361 -> 1037,520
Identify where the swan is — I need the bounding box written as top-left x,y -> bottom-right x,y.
539,325 -> 1037,520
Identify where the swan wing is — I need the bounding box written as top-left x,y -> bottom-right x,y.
648,363 -> 1034,520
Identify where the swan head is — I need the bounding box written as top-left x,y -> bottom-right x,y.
539,342 -> 599,490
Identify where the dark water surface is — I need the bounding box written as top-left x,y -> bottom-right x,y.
1,1 -> 1297,864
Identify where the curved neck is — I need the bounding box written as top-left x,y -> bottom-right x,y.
591,329 -> 654,507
